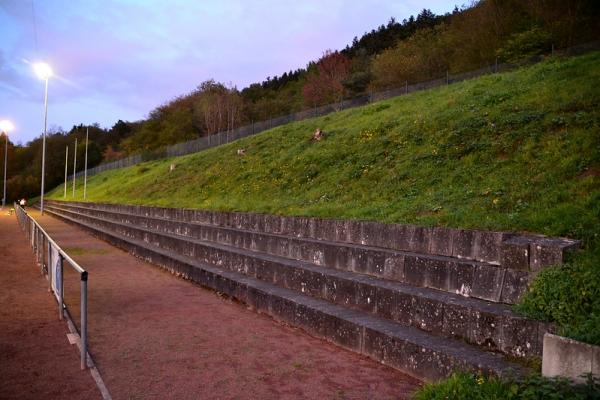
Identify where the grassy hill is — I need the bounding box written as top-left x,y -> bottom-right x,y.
48,52 -> 600,345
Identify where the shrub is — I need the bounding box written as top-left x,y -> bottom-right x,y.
516,248 -> 600,346
497,27 -> 553,64
413,372 -> 600,400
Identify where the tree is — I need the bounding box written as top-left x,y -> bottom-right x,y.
496,26 -> 553,63
194,80 -> 229,141
370,25 -> 452,90
521,0 -> 600,47
303,50 -> 351,108
445,0 -> 531,72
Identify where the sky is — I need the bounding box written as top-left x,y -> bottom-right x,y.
0,0 -> 458,144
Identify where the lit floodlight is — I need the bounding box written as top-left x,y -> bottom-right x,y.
33,62 -> 53,80
0,120 -> 15,133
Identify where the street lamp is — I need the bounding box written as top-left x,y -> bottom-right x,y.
34,62 -> 53,215
0,119 -> 14,208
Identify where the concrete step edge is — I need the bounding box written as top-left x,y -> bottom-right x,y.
43,206 -> 525,381
44,205 -> 546,359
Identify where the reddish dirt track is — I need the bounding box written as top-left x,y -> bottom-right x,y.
0,211 -> 101,400
5,210 -> 421,399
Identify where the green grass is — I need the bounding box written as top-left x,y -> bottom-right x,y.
49,52 -> 600,344
413,372 -> 600,400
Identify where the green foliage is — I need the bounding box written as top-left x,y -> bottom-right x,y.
414,373 -> 511,400
497,27 -> 553,64
413,372 -> 600,400
371,24 -> 452,89
517,249 -> 600,345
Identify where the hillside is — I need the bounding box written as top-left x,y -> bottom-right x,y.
50,52 -> 599,241
48,52 -> 600,345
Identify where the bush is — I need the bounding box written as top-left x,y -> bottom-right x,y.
413,373 -> 512,399
413,373 -> 600,400
516,247 -> 600,346
497,27 -> 553,64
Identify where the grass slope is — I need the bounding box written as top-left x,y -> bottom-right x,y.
49,52 -> 600,344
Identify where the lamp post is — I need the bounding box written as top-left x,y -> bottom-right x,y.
0,120 -> 14,208
34,62 -> 53,215
64,145 -> 68,198
84,127 -> 88,200
72,138 -> 77,197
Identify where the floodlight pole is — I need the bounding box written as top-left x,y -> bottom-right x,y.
64,146 -> 68,198
2,132 -> 7,208
84,127 -> 88,200
40,77 -> 49,214
72,138 -> 77,197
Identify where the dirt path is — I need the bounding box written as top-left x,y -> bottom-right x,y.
0,211 -> 101,400
20,210 -> 420,399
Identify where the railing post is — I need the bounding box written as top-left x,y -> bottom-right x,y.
38,230 -> 42,267
80,271 -> 88,370
42,235 -> 45,272
35,227 -> 40,264
58,255 -> 64,321
47,242 -> 53,292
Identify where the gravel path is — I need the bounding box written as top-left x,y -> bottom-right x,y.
0,211 -> 101,400
6,209 -> 420,399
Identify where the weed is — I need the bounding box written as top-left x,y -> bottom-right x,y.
413,372 -> 600,400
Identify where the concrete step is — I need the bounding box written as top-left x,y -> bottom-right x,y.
45,204 -> 548,359
41,205 -> 525,381
46,202 -> 530,304
52,201 -> 579,273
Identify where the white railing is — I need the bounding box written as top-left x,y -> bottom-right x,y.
15,204 -> 89,370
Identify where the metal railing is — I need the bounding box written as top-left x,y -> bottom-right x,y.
14,204 -> 89,370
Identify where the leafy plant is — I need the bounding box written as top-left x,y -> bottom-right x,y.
413,372 -> 600,400
497,27 -> 553,64
517,249 -> 600,345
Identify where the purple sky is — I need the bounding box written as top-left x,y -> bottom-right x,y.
0,0 -> 457,143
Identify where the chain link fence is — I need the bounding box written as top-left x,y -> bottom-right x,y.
74,40 -> 600,180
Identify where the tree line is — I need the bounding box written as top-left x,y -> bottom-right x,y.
2,0 -> 598,202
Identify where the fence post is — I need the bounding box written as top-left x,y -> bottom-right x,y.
33,225 -> 36,258
47,241 -> 53,292
33,226 -> 37,259
58,255 -> 64,321
42,234 -> 50,275
36,228 -> 40,264
446,70 -> 449,85
405,81 -> 408,94
80,271 -> 88,370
